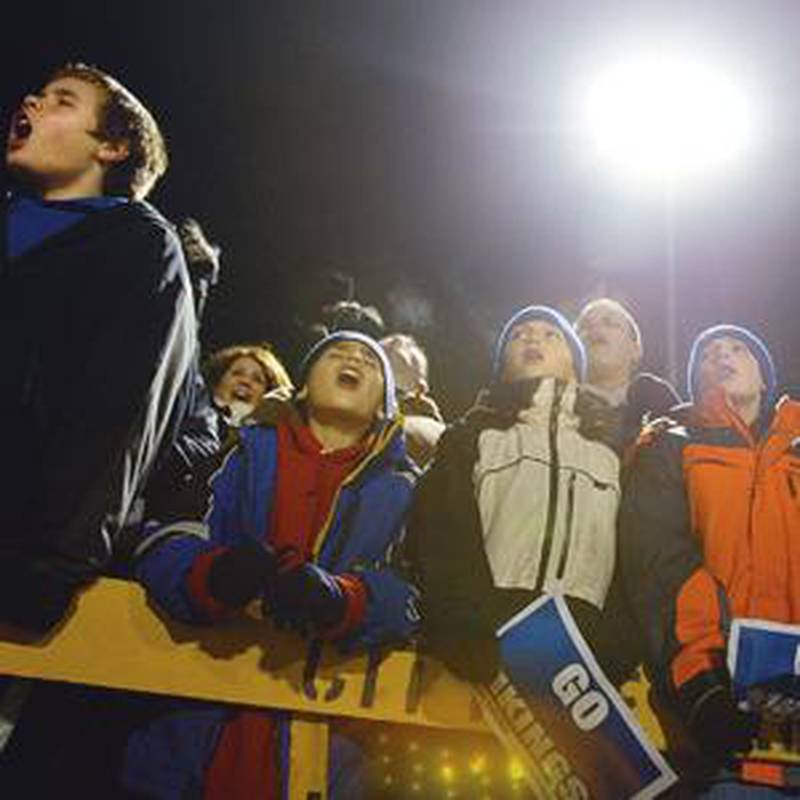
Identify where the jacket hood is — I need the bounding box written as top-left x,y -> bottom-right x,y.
467,377 -> 623,453
249,389 -> 410,478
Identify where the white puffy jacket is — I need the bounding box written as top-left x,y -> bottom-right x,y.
475,378 -> 620,610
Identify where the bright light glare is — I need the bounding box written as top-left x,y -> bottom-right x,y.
584,55 -> 751,180
508,758 -> 526,782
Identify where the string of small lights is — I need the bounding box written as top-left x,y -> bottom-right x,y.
363,724 -> 535,799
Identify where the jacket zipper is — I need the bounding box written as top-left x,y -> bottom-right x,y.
322,495 -> 362,570
312,419 -> 402,565
535,382 -> 563,592
747,439 -> 765,567
556,472 -> 576,580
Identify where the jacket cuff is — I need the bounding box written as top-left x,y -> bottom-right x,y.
675,667 -> 732,721
321,574 -> 367,640
185,547 -> 238,622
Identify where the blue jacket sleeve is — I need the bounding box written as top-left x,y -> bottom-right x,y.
132,443 -> 246,624
340,566 -> 421,652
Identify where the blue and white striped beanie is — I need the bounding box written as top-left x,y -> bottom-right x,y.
299,330 -> 398,419
687,324 -> 776,405
492,305 -> 587,382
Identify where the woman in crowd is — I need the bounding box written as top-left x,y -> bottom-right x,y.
204,343 -> 293,426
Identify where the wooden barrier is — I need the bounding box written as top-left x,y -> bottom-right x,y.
0,579 -> 485,732
1,578 -> 797,797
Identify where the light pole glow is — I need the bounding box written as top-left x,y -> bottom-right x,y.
579,52 -> 754,383
583,54 -> 752,182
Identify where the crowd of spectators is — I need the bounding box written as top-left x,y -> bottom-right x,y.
3,62 -> 799,800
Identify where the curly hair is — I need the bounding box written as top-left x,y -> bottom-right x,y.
49,63 -> 167,200
204,343 -> 293,395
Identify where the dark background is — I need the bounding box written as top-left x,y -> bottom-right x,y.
4,1 -> 800,415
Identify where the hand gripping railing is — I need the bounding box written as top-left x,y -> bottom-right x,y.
0,579 -> 796,798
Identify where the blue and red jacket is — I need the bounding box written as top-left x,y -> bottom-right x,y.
123,398 -> 420,799
134,400 -> 419,647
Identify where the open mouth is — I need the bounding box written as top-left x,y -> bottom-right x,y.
8,110 -> 32,146
336,367 -> 362,389
522,348 -> 543,365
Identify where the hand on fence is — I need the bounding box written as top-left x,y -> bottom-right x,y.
207,541 -> 278,609
267,560 -> 347,636
747,677 -> 800,751
687,683 -> 757,764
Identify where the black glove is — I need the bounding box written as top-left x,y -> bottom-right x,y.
0,553 -> 88,635
747,677 -> 800,749
423,595 -> 508,684
681,676 -> 757,764
427,625 -> 500,684
268,562 -> 347,635
207,540 -> 277,609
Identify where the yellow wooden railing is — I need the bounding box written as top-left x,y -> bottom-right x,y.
0,579 -> 795,798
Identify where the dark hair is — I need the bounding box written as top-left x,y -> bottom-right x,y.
49,63 -> 167,199
321,300 -> 385,339
204,343 -> 293,394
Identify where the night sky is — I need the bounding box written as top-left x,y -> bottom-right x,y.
5,0 -> 800,414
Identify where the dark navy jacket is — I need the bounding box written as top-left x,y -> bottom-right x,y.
0,199 -> 197,633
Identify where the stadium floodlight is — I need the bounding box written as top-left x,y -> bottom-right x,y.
583,54 -> 752,182
579,52 -> 754,381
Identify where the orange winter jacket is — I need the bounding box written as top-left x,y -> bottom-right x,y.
619,391 -> 800,693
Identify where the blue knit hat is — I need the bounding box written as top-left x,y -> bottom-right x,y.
492,305 -> 587,382
299,330 -> 398,419
687,324 -> 776,404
